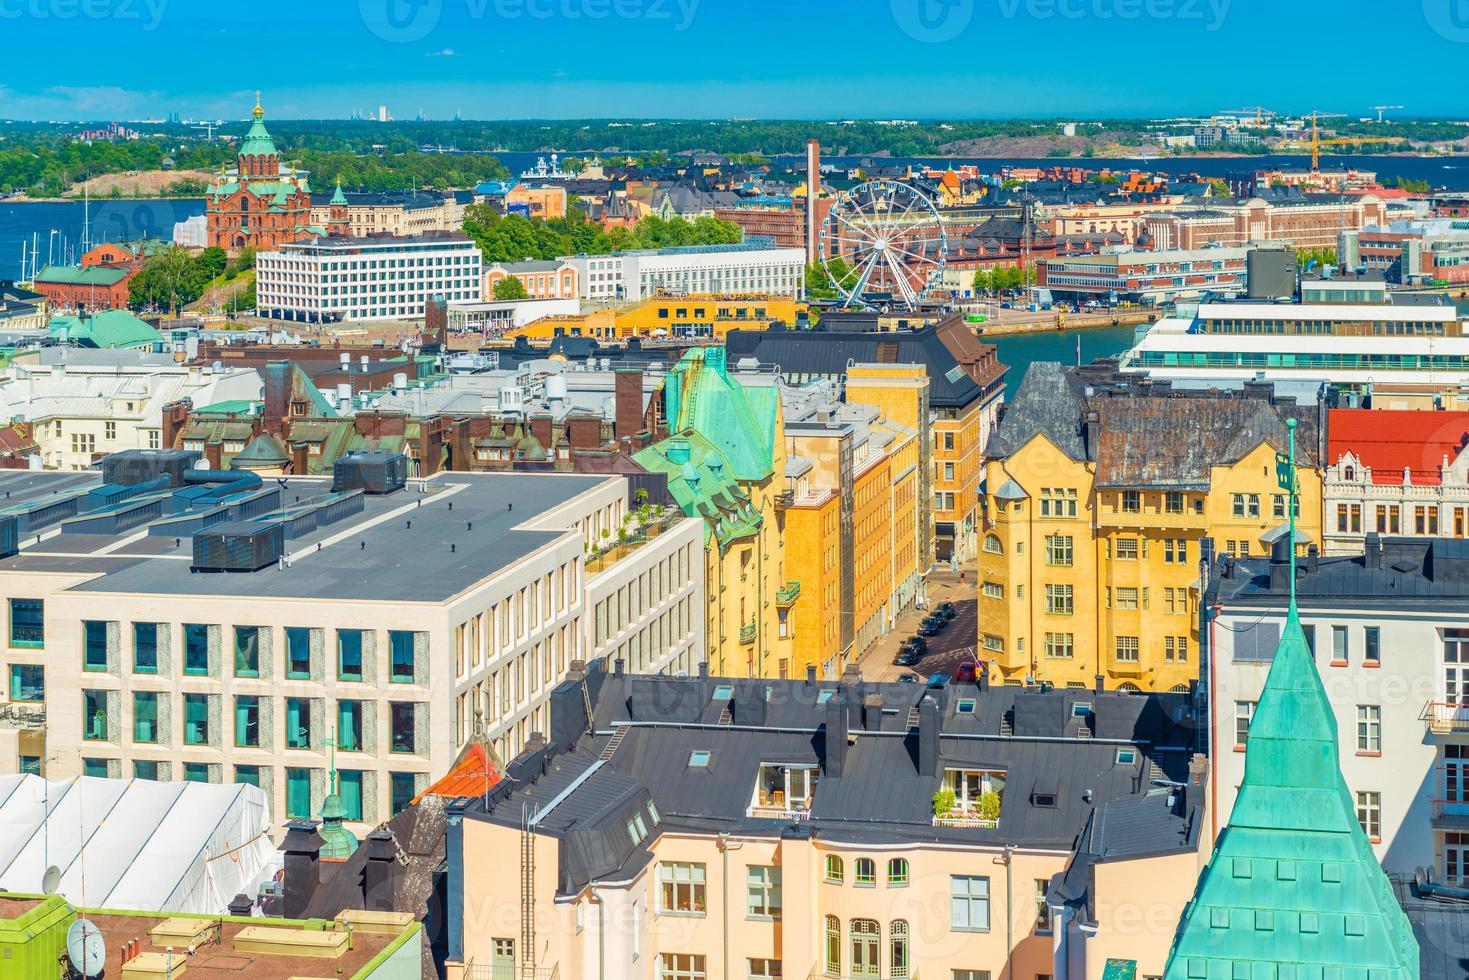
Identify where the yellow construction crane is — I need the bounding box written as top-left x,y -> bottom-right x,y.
1280,111 -> 1398,171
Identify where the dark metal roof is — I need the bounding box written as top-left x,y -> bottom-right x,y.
1391,875 -> 1469,980
1209,536 -> 1469,612
469,669 -> 1204,894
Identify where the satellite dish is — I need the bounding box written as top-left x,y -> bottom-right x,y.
66,918 -> 106,978
41,865 -> 61,895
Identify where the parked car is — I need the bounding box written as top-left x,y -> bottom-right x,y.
897,673 -> 920,684
936,601 -> 957,621
902,636 -> 928,657
893,648 -> 920,667
918,618 -> 945,636
954,661 -> 979,683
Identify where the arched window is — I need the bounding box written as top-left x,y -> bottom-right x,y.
854,857 -> 876,885
984,534 -> 1004,555
1345,465 -> 1356,482
824,855 -> 844,883
890,919 -> 910,979
1118,682 -> 1142,694
824,915 -> 841,977
1169,684 -> 1190,694
850,919 -> 880,978
887,857 -> 909,885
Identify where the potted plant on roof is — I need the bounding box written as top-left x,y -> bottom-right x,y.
976,790 -> 1002,826
931,786 -> 956,819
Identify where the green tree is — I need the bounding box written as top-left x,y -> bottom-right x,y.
199,246 -> 227,280
492,275 -> 529,300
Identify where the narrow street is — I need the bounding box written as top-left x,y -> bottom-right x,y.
857,559 -> 979,682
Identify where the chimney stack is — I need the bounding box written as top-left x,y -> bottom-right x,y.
862,692 -> 883,732
1364,532 -> 1383,570
362,829 -> 399,911
281,820 -> 323,920
824,695 -> 848,778
917,695 -> 940,777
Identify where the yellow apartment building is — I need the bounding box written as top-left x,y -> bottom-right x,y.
980,365 -> 1322,691
505,294 -> 802,341
781,368 -> 925,677
444,671 -> 1209,980
635,349 -> 791,678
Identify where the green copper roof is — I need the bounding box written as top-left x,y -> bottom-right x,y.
1163,607 -> 1419,980
661,348 -> 776,483
634,430 -> 761,549
33,264 -> 129,287
232,432 -> 290,466
48,310 -> 161,350
238,99 -> 279,160
331,182 -> 348,206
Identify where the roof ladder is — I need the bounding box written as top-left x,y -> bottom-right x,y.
905,706 -> 920,730
519,803 -> 538,980
579,677 -> 594,729
1077,721 -> 1093,739
600,724 -> 629,761
1149,758 -> 1166,782
717,704 -> 733,725
1000,709 -> 1015,738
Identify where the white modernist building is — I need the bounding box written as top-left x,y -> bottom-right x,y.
566,244 -> 805,303
1206,536 -> 1469,882
1121,299 -> 1469,387
0,465 -> 704,835
256,231 -> 483,323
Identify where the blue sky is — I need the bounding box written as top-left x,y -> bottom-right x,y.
0,0 -> 1463,120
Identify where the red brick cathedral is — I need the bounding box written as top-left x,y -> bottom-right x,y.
206,95 -> 324,252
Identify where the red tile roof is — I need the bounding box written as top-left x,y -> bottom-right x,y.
1327,408 -> 1469,486
413,740 -> 502,804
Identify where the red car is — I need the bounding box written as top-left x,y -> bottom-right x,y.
955,661 -> 980,683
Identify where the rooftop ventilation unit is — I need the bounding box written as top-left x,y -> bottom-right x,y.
332,452 -> 408,495
192,521 -> 285,572
102,449 -> 203,488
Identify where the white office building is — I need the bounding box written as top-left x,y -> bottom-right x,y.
1206,535 -> 1469,881
256,232 -> 483,323
566,244 -> 805,303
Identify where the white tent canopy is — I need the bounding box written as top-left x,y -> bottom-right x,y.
0,774 -> 276,915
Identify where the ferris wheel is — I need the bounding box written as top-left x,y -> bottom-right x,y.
819,180 -> 947,311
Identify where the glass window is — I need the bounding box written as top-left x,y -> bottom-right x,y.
134,760 -> 161,780
235,695 -> 260,748
658,862 -> 707,914
9,664 -> 43,702
184,623 -> 209,675
1365,626 -> 1380,664
19,756 -> 39,775
83,621 -> 108,671
1235,701 -> 1255,747
286,627 -> 311,678
338,629 -> 364,681
82,758 -> 109,778
184,762 -> 210,783
184,694 -> 209,745
10,598 -> 43,647
1357,705 -> 1382,753
286,767 -> 312,818
1333,625 -> 1349,662
658,953 -> 706,980
746,865 -> 782,918
890,920 -> 910,979
338,770 -> 364,821
854,858 -> 876,886
825,916 -> 841,976
235,626 -> 260,677
1356,791 -> 1381,840
133,691 -> 158,743
887,858 -> 909,885
950,875 -> 991,931
825,855 -> 844,883
1035,878 -> 1053,932
133,623 -> 158,673
390,631 -> 415,682
286,697 -> 311,749
850,919 -> 879,977
338,700 -> 363,751
83,690 -> 107,741
235,765 -> 261,788
390,702 -> 416,754
390,772 -> 417,814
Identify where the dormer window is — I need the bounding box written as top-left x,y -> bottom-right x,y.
751,763 -> 818,818
935,768 -> 1006,828
626,812 -> 650,845
1070,702 -> 1092,718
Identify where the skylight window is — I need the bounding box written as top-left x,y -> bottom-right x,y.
712,684 -> 734,701
1115,748 -> 1138,766
626,813 -> 649,845
816,690 -> 836,704
1071,702 -> 1092,718
689,750 -> 712,768
955,698 -> 976,715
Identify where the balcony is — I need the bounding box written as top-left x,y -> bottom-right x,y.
747,804 -> 813,822
776,581 -> 801,606
583,510 -> 683,575
774,489 -> 795,511
932,813 -> 999,830
1108,658 -> 1146,678
739,622 -> 758,645
1422,701 -> 1469,735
